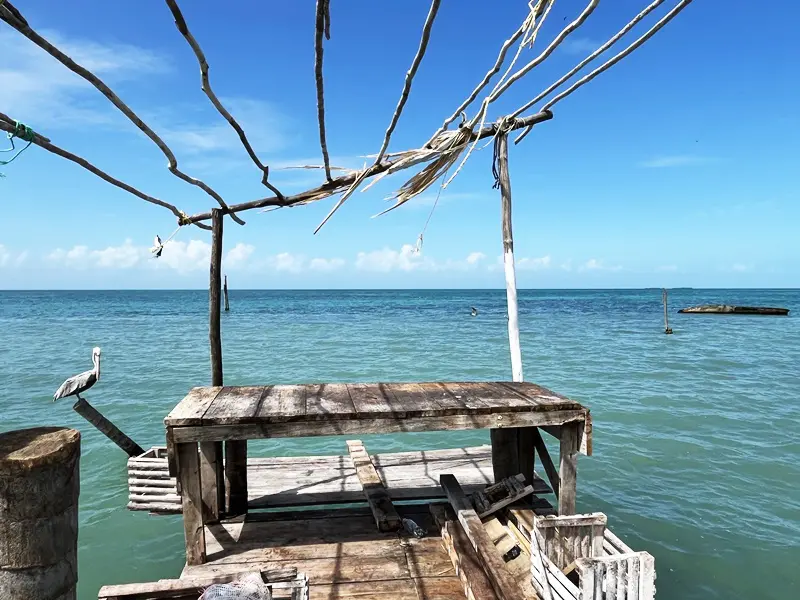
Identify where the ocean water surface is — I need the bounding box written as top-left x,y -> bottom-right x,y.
0,289 -> 798,599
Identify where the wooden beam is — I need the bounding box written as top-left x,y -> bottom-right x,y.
210,208 -> 223,387
430,504 -> 499,600
558,422 -> 580,515
471,474 -> 533,519
199,441 -> 223,522
346,439 -> 401,532
177,442 -> 205,565
225,440 -> 248,516
532,427 -> 559,500
72,397 -> 144,457
440,474 -> 527,600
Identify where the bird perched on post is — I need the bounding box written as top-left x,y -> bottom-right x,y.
54,347 -> 101,402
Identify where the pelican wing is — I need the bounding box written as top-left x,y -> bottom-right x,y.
54,369 -> 97,400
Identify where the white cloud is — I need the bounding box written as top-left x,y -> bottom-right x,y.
224,243 -> 255,270
309,257 -> 345,272
517,255 -> 551,271
580,258 -> 622,272
560,260 -> 573,271
268,252 -> 305,273
157,240 -> 211,273
355,244 -> 425,272
47,239 -> 147,269
466,252 -> 486,265
638,155 -> 715,168
0,28 -> 169,128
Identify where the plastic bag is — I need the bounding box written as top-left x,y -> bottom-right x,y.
199,573 -> 272,600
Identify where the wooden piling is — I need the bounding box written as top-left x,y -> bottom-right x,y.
209,209 -> 247,516
0,427 -> 80,600
223,275 -> 230,312
72,397 -> 144,457
663,288 -> 673,334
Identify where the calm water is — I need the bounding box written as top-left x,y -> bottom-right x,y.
1,289 -> 798,599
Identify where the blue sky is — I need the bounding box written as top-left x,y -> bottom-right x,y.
0,0 -> 797,289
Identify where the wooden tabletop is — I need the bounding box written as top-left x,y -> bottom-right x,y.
165,381 -> 585,427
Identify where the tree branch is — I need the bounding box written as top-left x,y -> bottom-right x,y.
314,0 -> 333,181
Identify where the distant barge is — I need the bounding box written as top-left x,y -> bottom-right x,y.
678,304 -> 789,316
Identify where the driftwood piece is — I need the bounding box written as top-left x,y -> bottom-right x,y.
313,0 -> 333,181
346,439 -> 401,532
0,427 -> 80,600
678,304 -> 789,315
430,504 -> 499,600
471,474 -> 533,518
440,474 -> 526,599
72,397 -> 144,457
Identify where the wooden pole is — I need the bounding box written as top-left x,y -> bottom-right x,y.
72,397 -> 144,457
0,427 -> 80,600
663,288 -> 673,334
209,209 -> 248,516
223,274 -> 230,312
491,132 -> 532,486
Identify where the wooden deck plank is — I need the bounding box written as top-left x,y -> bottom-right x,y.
348,383 -> 407,418
305,383 -> 356,420
401,537 -> 456,579
347,440 -> 402,532
471,382 -> 536,411
412,576 -> 470,600
165,386 -> 223,426
498,382 -> 581,410
129,446 -> 552,514
256,385 -> 307,422
311,579 -> 420,600
202,386 -> 266,424
385,383 -> 445,417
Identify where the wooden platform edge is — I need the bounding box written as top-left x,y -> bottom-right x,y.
346,439 -> 402,532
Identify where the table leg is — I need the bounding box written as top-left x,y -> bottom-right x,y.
490,427 -> 535,485
225,440 -> 248,516
558,422 -> 580,515
199,441 -> 223,522
177,442 -> 206,565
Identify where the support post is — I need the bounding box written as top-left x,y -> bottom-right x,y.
72,397 -> 144,457
491,132 -> 529,485
223,274 -> 230,312
0,427 -> 80,600
663,288 -> 673,334
177,442 -> 205,566
558,422 -> 580,515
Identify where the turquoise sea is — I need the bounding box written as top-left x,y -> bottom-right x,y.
1,289 -> 798,599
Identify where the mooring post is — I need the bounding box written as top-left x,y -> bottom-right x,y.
491,131 -> 533,485
0,427 -> 80,600
663,288 -> 673,334
72,397 -> 144,457
223,274 -> 230,312
209,210 -> 247,516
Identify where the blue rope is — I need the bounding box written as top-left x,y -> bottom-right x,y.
1,121 -> 35,166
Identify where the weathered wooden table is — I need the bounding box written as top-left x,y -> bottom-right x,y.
165,381 -> 591,565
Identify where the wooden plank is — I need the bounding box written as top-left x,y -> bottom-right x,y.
498,382 -> 581,410
399,536 -> 455,579
532,427 -> 559,499
430,504 -> 499,600
440,382 -> 493,414
72,398 -> 144,457
346,439 -> 401,532
384,383 -> 444,417
416,382 -> 469,414
311,579 -> 419,600
412,576 -> 472,600
472,382 -> 535,410
558,422 -> 580,515
199,441 -> 223,522
439,474 -> 526,600
482,517 -> 537,598
173,410 -> 589,442
348,383 -> 407,418
304,383 -> 356,420
177,442 -> 205,566
490,429 -> 518,483
209,208 -> 224,387
203,386 -> 266,424
533,513 -> 606,570
165,386 -> 223,426
473,475 -> 533,519
256,384 -> 307,422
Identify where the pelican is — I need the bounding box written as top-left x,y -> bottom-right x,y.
471,307 -> 478,317
151,235 -> 163,258
54,347 -> 101,402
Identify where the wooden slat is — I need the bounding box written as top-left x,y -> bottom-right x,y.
430,504 -> 499,600
558,422 -> 580,515
256,385 -> 306,422
177,442 -> 205,566
440,474 -> 527,600
412,576 -> 472,600
348,383 -> 406,418
498,382 -> 581,410
203,386 -> 266,424
482,517 -> 537,598
534,513 -> 606,570
384,383 -> 444,417
439,382 -> 493,414
532,427 -> 559,499
165,386 -> 223,426
471,382 -> 536,411
311,579 -> 419,600
199,441 -> 223,521
400,536 -> 456,579
173,410 -> 589,442
305,383 -> 356,420
346,440 -> 401,532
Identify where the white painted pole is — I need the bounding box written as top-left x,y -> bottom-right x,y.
496,133 -> 523,382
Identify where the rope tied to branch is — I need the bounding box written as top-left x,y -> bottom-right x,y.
491,117 -> 515,189
1,120 -> 35,166
177,211 -> 192,226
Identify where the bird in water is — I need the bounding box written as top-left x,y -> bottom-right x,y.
471,307 -> 478,317
151,235 -> 164,258
54,347 -> 101,402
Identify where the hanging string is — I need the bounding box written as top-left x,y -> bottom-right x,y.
0,121 -> 35,166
